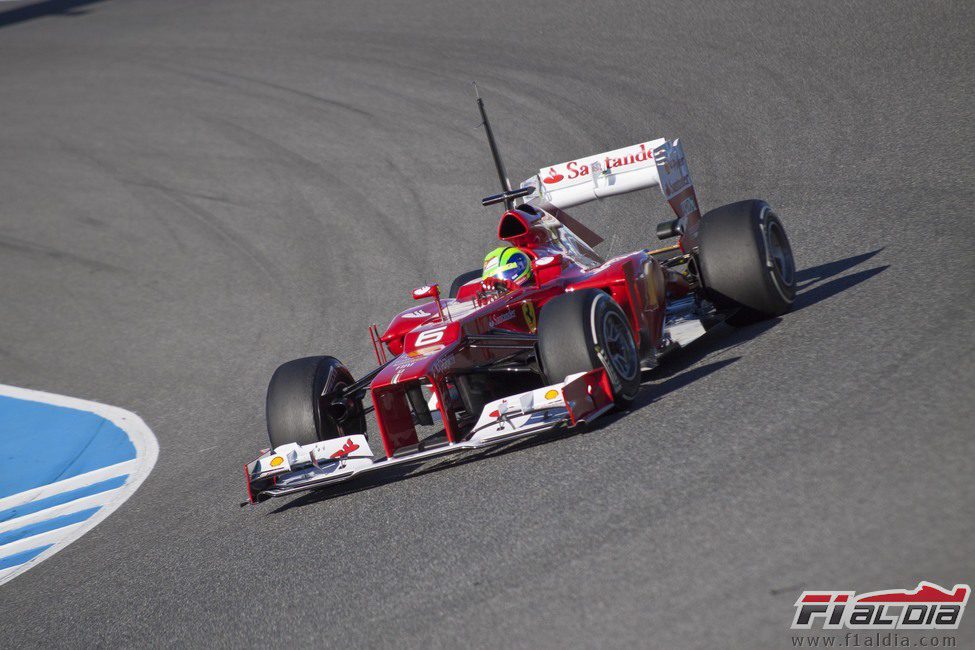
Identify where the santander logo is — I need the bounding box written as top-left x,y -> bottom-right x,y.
541,142 -> 658,187
542,167 -> 564,185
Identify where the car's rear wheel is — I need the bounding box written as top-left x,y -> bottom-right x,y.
697,199 -> 796,326
266,356 -> 366,449
537,289 -> 641,404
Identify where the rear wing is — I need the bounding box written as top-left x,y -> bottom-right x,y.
521,138 -> 702,231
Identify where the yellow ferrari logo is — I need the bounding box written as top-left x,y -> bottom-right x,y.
521,301 -> 537,333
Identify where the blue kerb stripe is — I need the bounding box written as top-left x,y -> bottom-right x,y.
0,507 -> 100,547
0,475 -> 128,524
0,544 -> 53,570
0,395 -> 136,499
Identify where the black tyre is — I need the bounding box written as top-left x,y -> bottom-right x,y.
697,199 -> 795,325
537,289 -> 641,404
448,269 -> 482,299
265,356 -> 366,449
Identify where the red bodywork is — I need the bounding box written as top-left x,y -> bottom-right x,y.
367,204 -> 694,458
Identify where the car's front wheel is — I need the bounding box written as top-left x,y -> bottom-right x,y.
265,356 -> 366,449
537,289 -> 641,404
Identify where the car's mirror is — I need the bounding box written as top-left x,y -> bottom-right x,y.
412,284 -> 441,300
412,284 -> 446,321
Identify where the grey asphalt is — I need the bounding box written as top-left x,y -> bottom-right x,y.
0,0 -> 973,647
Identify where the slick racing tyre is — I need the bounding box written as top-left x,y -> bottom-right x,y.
448,269 -> 482,299
537,289 -> 641,404
266,356 -> 366,449
697,199 -> 796,326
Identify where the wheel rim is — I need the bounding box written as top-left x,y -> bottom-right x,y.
601,310 -> 638,380
320,379 -> 360,436
766,219 -> 795,287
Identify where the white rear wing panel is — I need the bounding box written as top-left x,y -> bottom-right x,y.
523,138 -> 702,226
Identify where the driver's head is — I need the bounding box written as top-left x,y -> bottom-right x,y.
482,246 -> 533,289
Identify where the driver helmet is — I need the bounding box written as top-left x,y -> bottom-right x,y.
481,246 -> 533,289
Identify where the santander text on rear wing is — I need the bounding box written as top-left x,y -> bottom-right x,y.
522,138 -> 702,230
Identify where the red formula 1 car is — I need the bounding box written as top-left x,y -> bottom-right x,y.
243,94 -> 796,503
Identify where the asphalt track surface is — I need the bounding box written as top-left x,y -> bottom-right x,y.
1,1 -> 973,647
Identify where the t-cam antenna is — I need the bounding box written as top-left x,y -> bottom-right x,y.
473,82 -> 515,210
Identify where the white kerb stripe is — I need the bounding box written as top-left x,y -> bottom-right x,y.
0,486 -> 126,534
0,521 -> 88,558
0,459 -> 137,513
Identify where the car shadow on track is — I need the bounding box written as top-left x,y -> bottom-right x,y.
270,249 -> 889,513
792,248 -> 889,311
0,0 -> 108,29
796,248 -> 884,290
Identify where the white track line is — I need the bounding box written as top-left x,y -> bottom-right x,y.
0,565 -> 21,583
0,384 -> 158,587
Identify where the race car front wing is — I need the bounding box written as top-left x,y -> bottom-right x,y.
244,369 -> 613,503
